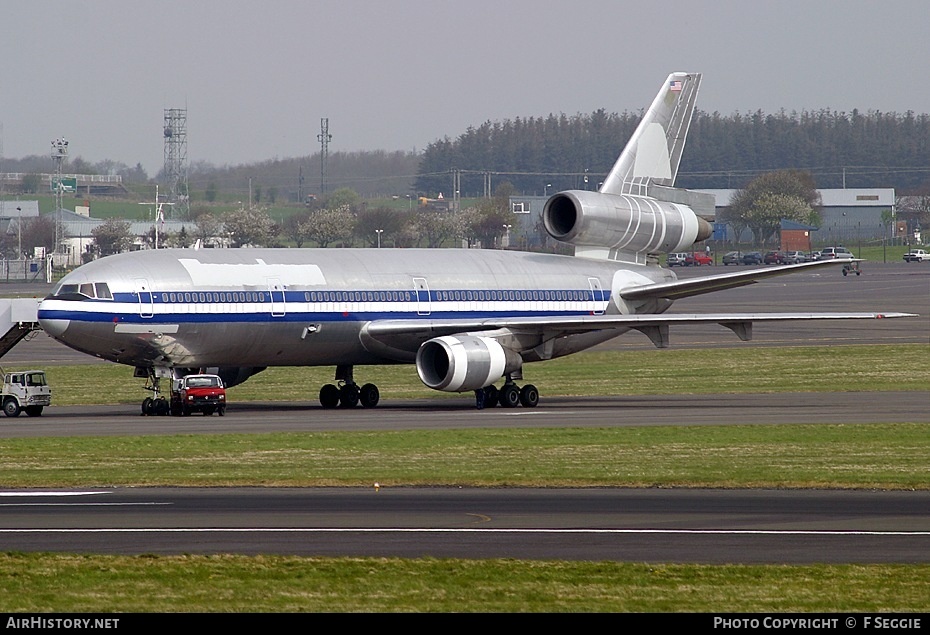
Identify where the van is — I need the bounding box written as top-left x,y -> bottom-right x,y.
817,247 -> 854,260
667,253 -> 688,267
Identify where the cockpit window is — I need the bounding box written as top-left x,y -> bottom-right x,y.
49,281 -> 113,300
94,283 -> 113,299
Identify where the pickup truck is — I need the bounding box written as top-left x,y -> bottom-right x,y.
903,249 -> 930,262
170,374 -> 226,416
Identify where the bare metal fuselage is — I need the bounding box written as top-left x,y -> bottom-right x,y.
38,248 -> 674,370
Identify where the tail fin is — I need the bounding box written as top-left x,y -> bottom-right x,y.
599,72 -> 701,197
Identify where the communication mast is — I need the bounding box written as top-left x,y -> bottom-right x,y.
163,108 -> 189,218
317,118 -> 331,196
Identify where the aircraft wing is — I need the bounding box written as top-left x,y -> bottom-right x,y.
362,309 -> 916,352
620,258 -> 856,302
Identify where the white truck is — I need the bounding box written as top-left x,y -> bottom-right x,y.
1,369 -> 51,417
903,249 -> 930,262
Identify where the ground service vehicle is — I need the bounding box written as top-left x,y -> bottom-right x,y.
169,374 -> 226,416
903,249 -> 930,262
1,369 -> 51,417
817,247 -> 854,260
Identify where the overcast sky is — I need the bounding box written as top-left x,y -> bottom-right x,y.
2,0 -> 927,176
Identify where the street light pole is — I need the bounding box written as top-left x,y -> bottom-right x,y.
375,229 -> 383,248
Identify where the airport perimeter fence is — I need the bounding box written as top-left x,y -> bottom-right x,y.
0,259 -> 48,283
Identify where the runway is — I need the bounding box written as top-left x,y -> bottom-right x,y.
2,487 -> 930,563
0,260 -> 927,563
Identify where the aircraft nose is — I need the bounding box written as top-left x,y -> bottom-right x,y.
38,317 -> 70,338
37,300 -> 70,338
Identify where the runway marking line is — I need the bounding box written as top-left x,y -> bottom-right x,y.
2,528 -> 929,536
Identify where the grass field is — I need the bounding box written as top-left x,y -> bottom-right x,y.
1,343 -> 929,612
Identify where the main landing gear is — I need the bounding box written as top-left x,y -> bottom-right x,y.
319,365 -> 380,409
475,378 -> 539,410
139,370 -> 171,416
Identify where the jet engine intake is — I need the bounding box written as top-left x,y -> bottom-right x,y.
543,190 -> 712,254
416,335 -> 521,392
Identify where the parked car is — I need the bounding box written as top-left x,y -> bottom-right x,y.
741,251 -> 764,265
722,251 -> 742,265
667,252 -> 689,267
783,251 -> 809,264
902,249 -> 930,262
685,251 -> 713,266
763,251 -> 786,265
816,246 -> 854,260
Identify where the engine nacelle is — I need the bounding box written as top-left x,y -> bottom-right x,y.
416,335 -> 522,392
205,366 -> 267,388
543,189 -> 712,254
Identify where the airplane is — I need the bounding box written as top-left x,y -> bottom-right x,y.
37,72 -> 916,414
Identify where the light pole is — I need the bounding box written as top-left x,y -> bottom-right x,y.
502,224 -> 512,249
51,138 -> 69,257
544,183 -> 551,197
375,229 -> 383,248
15,207 -> 21,260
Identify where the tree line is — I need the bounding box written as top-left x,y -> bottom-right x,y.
6,106 -> 930,205
415,108 -> 930,196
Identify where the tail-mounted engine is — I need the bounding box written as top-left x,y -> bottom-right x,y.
416,335 -> 522,392
543,189 -> 713,258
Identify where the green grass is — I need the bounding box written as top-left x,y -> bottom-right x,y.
1,555 -> 928,613
1,424 -> 928,489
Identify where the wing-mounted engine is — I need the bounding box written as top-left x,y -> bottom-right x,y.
203,366 -> 267,388
543,189 -> 713,262
416,335 -> 522,392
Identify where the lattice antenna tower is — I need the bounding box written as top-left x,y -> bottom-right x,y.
163,108 -> 190,218
317,118 -> 331,196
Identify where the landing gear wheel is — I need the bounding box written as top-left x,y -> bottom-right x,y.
25,406 -> 43,417
3,398 -> 21,417
499,384 -> 520,408
519,384 -> 539,408
339,383 -> 360,408
320,384 -> 340,409
141,397 -> 153,416
155,398 -> 169,416
359,383 -> 380,408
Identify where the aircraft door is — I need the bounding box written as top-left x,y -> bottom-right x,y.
133,278 -> 154,318
588,277 -> 604,315
413,277 -> 431,316
268,278 -> 285,317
